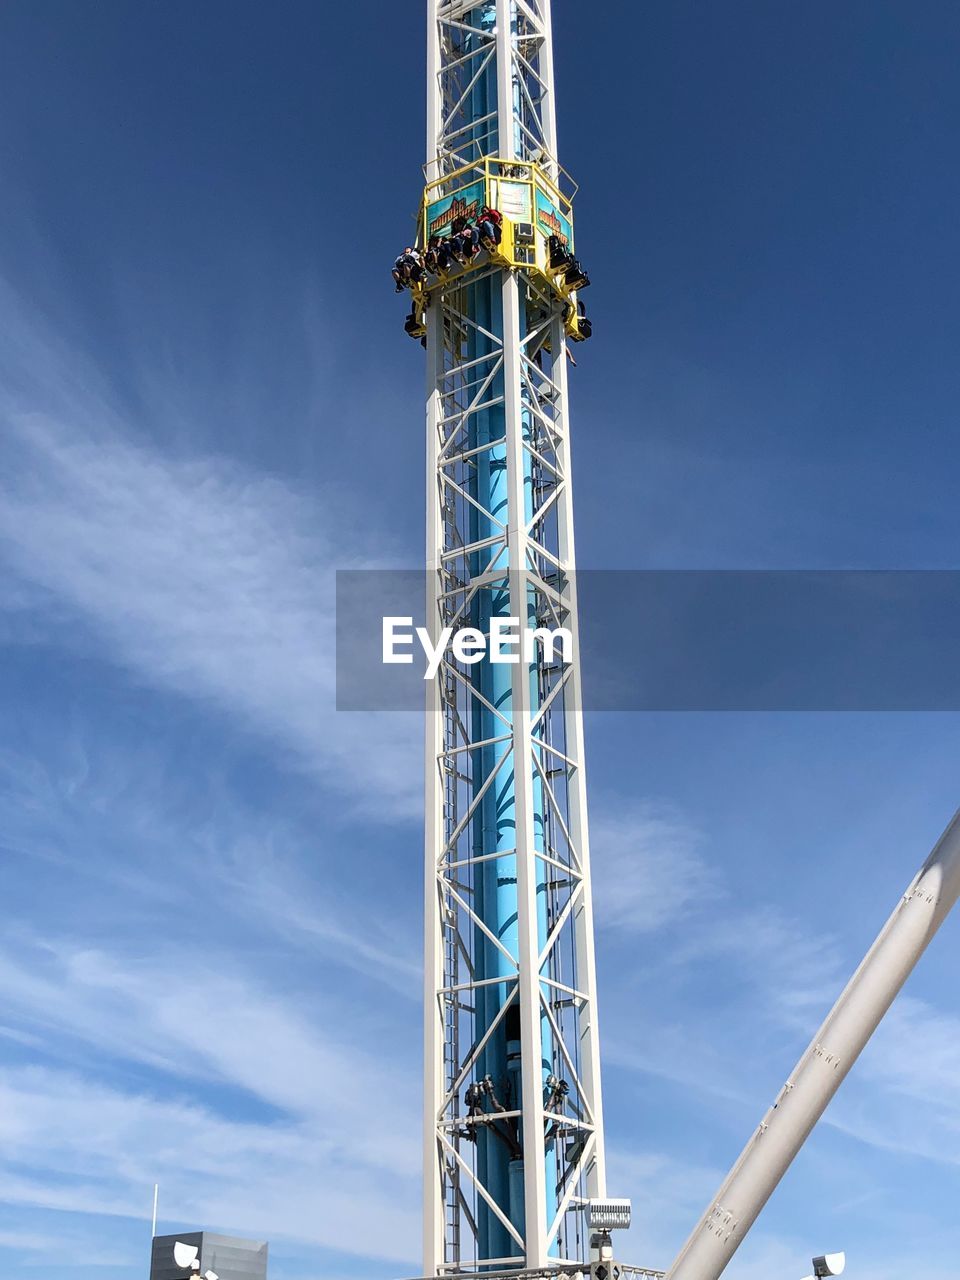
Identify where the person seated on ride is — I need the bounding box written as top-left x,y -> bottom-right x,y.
465,225 -> 481,259
451,218 -> 480,264
479,206 -> 503,249
392,247 -> 424,292
436,237 -> 454,272
425,235 -> 452,276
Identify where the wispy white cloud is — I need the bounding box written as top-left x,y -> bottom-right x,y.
862,994 -> 960,1105
0,1068 -> 419,1264
0,938 -> 415,1130
607,1136 -> 960,1280
0,938 -> 421,1263
604,1146 -> 722,1269
590,798 -> 837,1019
0,414 -> 418,814
0,1221 -> 140,1273
667,902 -> 843,1024
591,800 -> 717,933
595,796 -> 960,1198
0,740 -> 421,999
0,1229 -> 63,1252
604,1146 -> 850,1280
825,994 -> 960,1164
0,276 -> 419,819
595,798 -> 841,1109
0,270 -> 428,1270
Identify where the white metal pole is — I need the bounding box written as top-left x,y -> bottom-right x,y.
495,0 -> 516,164
425,0 -> 442,182
538,0 -> 560,176
151,1184 -> 158,1238
549,317 -> 606,1201
423,298 -> 447,1276
423,6 -> 446,1271
666,807 -> 960,1280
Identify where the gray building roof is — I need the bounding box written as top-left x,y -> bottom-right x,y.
150,1232 -> 268,1280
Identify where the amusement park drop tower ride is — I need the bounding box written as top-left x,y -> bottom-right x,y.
410,6 -> 960,1280
417,1 -> 603,1274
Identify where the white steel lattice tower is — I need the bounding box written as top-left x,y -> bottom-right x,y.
420,2 -> 605,1274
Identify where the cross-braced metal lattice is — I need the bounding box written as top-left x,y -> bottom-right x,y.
427,0 -> 560,185
423,5 -> 605,1275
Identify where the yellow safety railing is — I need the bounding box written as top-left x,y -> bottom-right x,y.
422,152 -> 578,205
419,155 -> 576,249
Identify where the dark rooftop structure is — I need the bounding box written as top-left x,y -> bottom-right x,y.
150,1232 -> 268,1280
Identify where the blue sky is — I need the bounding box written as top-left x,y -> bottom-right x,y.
1,2 -> 960,1278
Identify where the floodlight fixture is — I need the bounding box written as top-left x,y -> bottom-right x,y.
587,1199 -> 632,1231
813,1252 -> 846,1277
173,1243 -> 200,1271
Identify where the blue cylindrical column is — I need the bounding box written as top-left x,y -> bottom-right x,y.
463,6 -> 555,1257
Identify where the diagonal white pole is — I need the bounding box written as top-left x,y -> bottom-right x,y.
667,808 -> 960,1280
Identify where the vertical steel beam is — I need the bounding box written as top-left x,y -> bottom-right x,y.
548,316 -> 606,1203
423,14 -> 447,1273
423,298 -> 447,1279
495,0 -> 516,162
539,0 -> 559,174
503,270 -> 549,1267
426,0 -> 442,185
